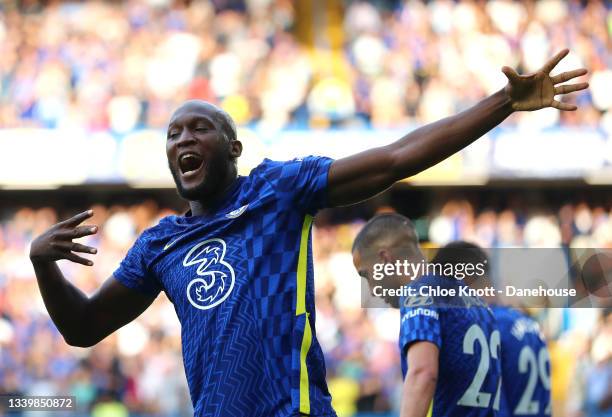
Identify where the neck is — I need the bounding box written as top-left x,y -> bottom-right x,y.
188,165 -> 238,216
398,273 -> 413,287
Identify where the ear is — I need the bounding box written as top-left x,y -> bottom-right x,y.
378,248 -> 392,264
229,140 -> 242,159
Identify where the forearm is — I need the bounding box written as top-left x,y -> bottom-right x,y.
32,260 -> 93,345
400,371 -> 436,417
329,52 -> 587,207
327,89 -> 514,206
388,88 -> 513,180
28,210 -> 154,347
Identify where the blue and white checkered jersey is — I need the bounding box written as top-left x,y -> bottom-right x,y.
113,156 -> 336,417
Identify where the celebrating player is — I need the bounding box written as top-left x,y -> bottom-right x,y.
352,215 -> 502,417
29,50 -> 585,416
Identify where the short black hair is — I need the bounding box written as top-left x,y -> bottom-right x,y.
432,241 -> 490,276
352,213 -> 419,255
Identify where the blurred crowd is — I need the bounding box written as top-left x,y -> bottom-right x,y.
0,0 -> 609,133
1,200 -> 611,416
1,1 -> 611,415
427,198 -> 612,248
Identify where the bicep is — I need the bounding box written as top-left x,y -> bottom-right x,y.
327,144 -> 398,207
86,276 -> 157,342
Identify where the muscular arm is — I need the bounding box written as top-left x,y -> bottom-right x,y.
30,210 -> 156,347
329,89 -> 512,206
328,49 -> 588,207
33,263 -> 155,347
400,341 -> 439,417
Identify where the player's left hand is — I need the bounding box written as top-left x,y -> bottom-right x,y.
502,49 -> 588,111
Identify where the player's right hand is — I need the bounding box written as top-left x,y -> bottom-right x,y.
29,210 -> 98,266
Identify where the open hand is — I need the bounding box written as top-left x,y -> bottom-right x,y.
502,49 -> 589,111
30,210 -> 98,266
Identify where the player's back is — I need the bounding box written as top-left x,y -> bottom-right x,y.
400,275 -> 502,417
492,305 -> 551,417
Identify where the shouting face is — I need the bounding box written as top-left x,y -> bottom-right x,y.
166,101 -> 241,201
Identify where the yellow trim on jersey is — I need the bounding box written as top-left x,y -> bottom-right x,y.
427,400 -> 433,417
297,215 -> 314,414
300,312 -> 313,414
296,215 -> 313,316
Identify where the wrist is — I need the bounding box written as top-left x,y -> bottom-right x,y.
498,86 -> 515,114
29,254 -> 52,267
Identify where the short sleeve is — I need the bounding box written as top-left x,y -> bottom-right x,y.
113,232 -> 162,296
263,156 -> 334,213
398,295 -> 442,375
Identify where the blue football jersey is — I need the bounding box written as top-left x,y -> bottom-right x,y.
399,276 -> 502,417
491,306 -> 551,417
113,157 -> 336,417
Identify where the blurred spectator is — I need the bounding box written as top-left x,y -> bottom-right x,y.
1,1 -> 611,416
427,198 -> 612,249
2,196 -> 612,415
565,309 -> 612,417
0,0 -> 605,131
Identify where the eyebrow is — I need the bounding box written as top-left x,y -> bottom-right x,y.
168,113 -> 216,129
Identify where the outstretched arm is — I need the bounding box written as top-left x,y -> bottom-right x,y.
30,210 -> 156,347
328,49 -> 588,207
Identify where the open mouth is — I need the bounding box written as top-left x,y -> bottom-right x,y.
178,153 -> 204,177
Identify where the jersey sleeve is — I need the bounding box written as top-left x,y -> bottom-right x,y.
398,295 -> 442,377
261,156 -> 334,213
112,231 -> 162,296
399,297 -> 442,356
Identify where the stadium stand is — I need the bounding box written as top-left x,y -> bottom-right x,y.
1,197 -> 611,416
0,0 -> 611,416
0,0 -> 606,131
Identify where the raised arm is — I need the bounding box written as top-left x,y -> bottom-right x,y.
29,210 -> 156,347
328,49 -> 588,207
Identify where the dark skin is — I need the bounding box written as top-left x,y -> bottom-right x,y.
165,102 -> 243,214
30,50 -> 588,347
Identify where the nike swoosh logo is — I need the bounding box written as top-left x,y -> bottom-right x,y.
226,204 -> 249,219
164,236 -> 181,251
